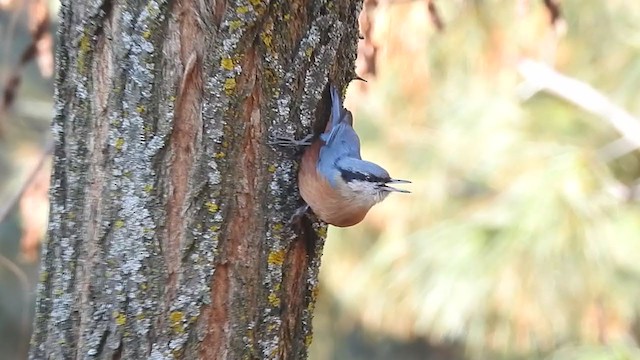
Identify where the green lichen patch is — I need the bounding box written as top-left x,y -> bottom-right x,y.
115,137 -> 125,151
114,219 -> 125,229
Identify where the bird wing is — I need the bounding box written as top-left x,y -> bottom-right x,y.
321,123 -> 361,159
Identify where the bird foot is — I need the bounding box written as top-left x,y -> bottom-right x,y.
289,204 -> 310,224
270,134 -> 313,148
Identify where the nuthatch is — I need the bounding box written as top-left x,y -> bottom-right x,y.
295,85 -> 410,227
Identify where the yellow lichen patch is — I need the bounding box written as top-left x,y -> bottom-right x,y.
114,312 -> 127,326
315,226 -> 327,238
221,58 -> 234,70
263,69 -> 278,85
39,271 -> 48,283
205,202 -> 219,214
77,32 -> 91,71
209,225 -> 220,232
249,0 -> 261,6
142,29 -> 152,39
260,32 -> 273,49
272,223 -> 283,232
213,152 -> 226,159
136,105 -> 145,114
224,78 -> 236,94
268,164 -> 277,173
143,184 -> 153,193
169,311 -> 185,333
80,32 -> 91,52
284,14 -> 291,21
311,285 -> 320,301
145,1 -> 160,16
237,6 -> 249,14
268,249 -> 285,266
305,47 -> 313,58
268,292 -> 280,307
229,20 -> 243,31
115,137 -> 125,151
114,219 -> 125,229
305,334 -> 313,347
270,346 -> 281,358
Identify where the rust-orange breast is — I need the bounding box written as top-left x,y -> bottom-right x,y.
298,141 -> 370,227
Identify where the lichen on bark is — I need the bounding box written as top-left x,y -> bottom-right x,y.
30,0 -> 363,359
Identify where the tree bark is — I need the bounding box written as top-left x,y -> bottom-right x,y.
30,0 -> 361,359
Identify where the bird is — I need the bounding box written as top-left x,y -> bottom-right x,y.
296,84 -> 410,227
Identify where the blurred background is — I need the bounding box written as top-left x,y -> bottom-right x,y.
2,0 -> 640,359
1,0 -> 54,359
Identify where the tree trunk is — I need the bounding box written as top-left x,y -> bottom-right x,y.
30,0 -> 361,359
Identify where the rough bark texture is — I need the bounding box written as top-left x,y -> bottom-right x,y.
30,0 -> 362,359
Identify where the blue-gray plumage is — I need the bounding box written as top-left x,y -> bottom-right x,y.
298,84 -> 410,227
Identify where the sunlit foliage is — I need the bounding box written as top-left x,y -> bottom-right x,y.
319,1 -> 640,358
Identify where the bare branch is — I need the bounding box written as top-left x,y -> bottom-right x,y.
0,253 -> 30,357
0,0 -> 52,133
0,139 -> 53,223
541,0 -> 562,26
427,0 -> 445,32
517,59 -> 640,152
598,137 -> 639,162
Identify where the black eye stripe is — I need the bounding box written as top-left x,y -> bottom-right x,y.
340,170 -> 389,184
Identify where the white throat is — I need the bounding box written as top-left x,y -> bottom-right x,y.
340,180 -> 389,208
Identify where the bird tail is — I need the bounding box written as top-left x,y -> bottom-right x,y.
321,84 -> 354,145
330,85 -> 343,129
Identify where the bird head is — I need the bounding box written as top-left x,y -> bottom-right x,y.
336,158 -> 410,207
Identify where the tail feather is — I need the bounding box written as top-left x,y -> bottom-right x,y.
319,84 -> 362,160
330,85 -> 343,130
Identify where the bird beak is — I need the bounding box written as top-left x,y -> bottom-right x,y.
382,179 -> 411,193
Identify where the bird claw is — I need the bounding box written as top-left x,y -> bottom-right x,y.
289,204 -> 310,224
270,134 -> 313,148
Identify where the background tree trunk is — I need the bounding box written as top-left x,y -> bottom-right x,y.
30,0 -> 361,358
